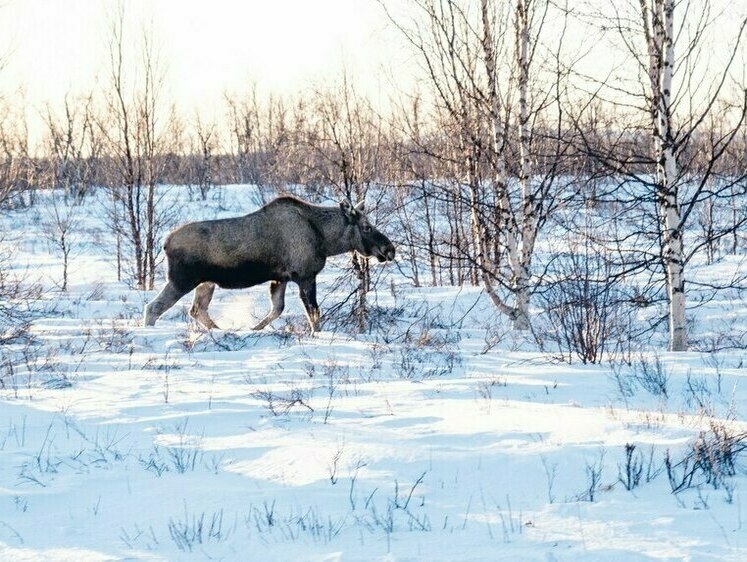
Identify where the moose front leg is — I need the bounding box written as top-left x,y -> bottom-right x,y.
253,280 -> 287,330
297,277 -> 321,333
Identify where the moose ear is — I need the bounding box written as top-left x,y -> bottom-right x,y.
354,201 -> 365,213
340,199 -> 360,221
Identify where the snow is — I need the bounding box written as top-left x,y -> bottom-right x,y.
1,185 -> 746,561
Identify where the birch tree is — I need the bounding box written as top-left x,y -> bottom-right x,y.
382,0 -> 570,330
576,0 -> 747,351
643,0 -> 686,350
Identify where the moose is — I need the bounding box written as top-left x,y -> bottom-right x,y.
144,196 -> 395,332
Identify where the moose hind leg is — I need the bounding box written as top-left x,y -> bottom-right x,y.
297,278 -> 320,333
253,280 -> 287,330
144,281 -> 189,326
189,282 -> 220,329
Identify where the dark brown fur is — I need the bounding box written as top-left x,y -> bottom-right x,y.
144,196 -> 395,331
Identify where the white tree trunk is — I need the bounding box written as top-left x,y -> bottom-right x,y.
480,0 -> 530,330
515,0 -> 532,330
645,0 -> 686,351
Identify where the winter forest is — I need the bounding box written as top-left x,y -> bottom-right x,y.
1,0 -> 747,560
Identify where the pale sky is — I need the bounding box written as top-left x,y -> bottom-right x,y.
1,0 -> 744,146
0,0 -> 402,119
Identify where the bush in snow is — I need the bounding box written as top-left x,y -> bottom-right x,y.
535,240 -> 636,364
665,420 -> 747,494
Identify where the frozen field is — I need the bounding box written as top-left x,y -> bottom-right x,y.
1,186 -> 746,561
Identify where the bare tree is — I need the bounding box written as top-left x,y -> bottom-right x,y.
191,113 -> 216,200
224,87 -> 292,193
97,5 -> 180,289
43,94 -> 96,200
42,192 -> 81,291
382,0 -> 573,330
0,94 -> 34,209
301,75 -> 391,331
573,0 -> 747,351
389,95 -> 442,287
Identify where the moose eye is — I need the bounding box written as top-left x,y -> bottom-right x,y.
362,225 -> 372,233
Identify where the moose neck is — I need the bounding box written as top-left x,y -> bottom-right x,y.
317,206 -> 356,257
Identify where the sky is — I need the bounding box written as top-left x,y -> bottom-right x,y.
1,0 -> 744,148
0,0 -> 402,121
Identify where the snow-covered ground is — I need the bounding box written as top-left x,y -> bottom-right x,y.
1,186 -> 746,561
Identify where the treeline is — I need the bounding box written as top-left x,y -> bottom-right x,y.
2,94 -> 745,205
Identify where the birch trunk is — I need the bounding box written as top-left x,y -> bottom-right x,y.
514,0 -> 532,331
645,0 -> 686,351
480,0 -> 527,329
